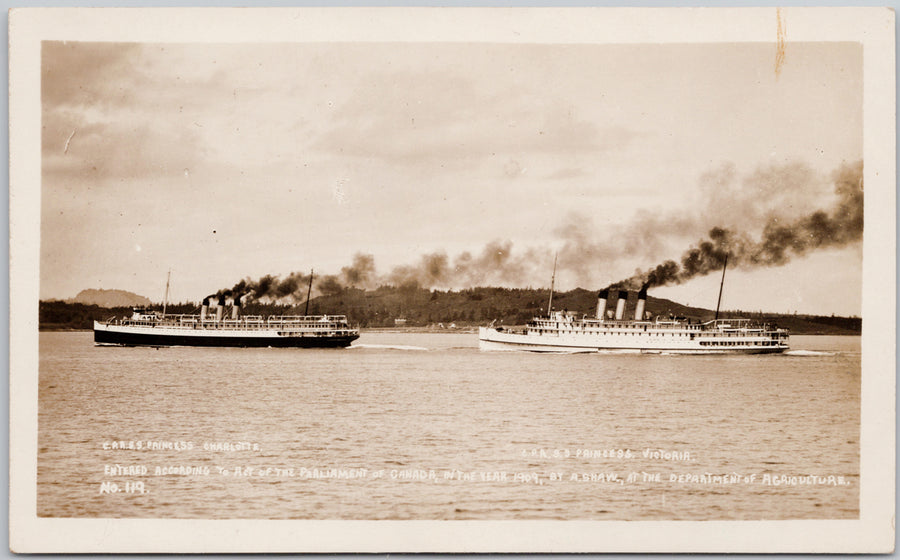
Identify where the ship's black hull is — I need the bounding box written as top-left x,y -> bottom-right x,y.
94,328 -> 359,348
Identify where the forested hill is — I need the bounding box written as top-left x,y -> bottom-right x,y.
40,286 -> 860,335
69,289 -> 150,308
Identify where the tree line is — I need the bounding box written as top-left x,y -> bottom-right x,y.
39,285 -> 860,334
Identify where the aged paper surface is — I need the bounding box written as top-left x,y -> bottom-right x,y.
9,6 -> 895,553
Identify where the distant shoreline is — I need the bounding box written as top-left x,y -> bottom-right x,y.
39,291 -> 861,336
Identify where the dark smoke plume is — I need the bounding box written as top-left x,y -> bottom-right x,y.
317,275 -> 345,297
219,241 -> 548,302
215,161 -> 861,300
340,253 -> 376,288
611,160 -> 863,290
378,241 -> 542,289
222,271 -> 313,303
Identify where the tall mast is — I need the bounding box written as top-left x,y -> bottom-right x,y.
162,269 -> 171,316
714,254 -> 728,321
547,253 -> 558,317
304,269 -> 314,316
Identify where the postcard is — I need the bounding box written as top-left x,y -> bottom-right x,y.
9,6 -> 895,553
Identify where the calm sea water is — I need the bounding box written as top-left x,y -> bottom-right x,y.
38,331 -> 860,519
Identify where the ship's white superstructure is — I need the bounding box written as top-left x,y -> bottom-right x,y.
478,287 -> 789,354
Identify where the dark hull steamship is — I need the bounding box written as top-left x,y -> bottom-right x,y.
94,293 -> 360,348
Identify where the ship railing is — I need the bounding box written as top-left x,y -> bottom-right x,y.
266,314 -> 349,322
703,318 -> 786,333
537,318 -> 707,330
112,313 -> 357,333
118,313 -> 351,322
704,318 -> 755,327
116,318 -> 164,327
530,316 -> 783,336
200,322 -> 358,333
160,313 -> 351,323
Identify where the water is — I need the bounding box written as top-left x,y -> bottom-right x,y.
38,331 -> 860,519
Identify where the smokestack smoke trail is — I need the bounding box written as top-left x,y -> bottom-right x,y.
610,161 -> 862,290
221,241 -> 547,302
214,161 -> 860,300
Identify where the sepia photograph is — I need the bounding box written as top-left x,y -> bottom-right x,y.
9,6 -> 895,553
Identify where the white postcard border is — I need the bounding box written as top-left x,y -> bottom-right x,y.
9,6 -> 896,553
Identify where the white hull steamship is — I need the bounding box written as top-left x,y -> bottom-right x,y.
94,294 -> 359,348
479,286 -> 789,354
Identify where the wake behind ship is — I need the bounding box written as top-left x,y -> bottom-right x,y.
94,294 -> 359,348
479,286 -> 789,354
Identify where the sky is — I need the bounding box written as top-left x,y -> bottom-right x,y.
40,40 -> 863,315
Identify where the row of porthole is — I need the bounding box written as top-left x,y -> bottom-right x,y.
699,340 -> 778,346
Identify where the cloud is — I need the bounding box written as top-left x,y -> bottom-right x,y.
41,42 -> 143,108
43,116 -> 206,184
313,70 -> 631,163
42,42 -> 212,183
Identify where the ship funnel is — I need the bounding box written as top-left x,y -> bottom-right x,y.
634,284 -> 648,321
232,294 -> 242,320
615,290 -> 628,320
201,297 -> 209,322
596,289 -> 609,321
216,295 -> 226,322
